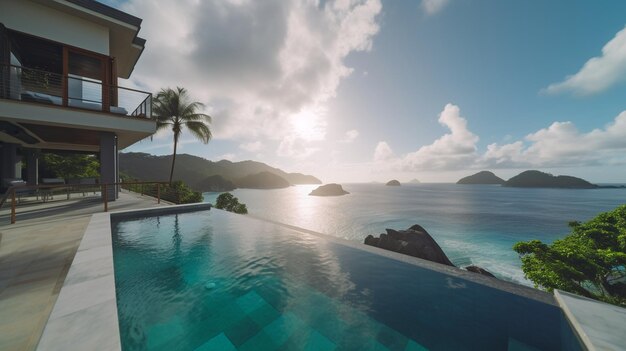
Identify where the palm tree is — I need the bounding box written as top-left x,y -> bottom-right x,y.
153,87 -> 212,183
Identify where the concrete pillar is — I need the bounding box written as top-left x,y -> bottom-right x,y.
0,143 -> 18,180
25,149 -> 39,185
99,132 -> 117,201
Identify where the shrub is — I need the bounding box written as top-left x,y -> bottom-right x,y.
514,205 -> 626,306
215,192 -> 248,214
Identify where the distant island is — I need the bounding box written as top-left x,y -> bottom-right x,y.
503,170 -> 597,189
457,171 -> 505,185
408,178 -> 421,184
119,152 -> 321,192
386,180 -> 401,186
455,170 -> 614,189
309,184 -> 349,196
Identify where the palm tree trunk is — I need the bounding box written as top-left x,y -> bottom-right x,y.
169,133 -> 179,184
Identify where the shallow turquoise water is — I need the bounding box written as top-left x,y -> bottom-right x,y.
204,183 -> 626,283
112,210 -> 582,351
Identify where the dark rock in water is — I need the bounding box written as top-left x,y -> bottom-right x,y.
364,225 -> 454,266
465,265 -> 496,278
309,183 -> 349,196
364,225 -> 498,279
386,179 -> 401,186
364,235 -> 379,246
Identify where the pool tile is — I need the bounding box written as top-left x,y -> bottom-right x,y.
194,332 -> 237,351
376,325 -> 409,351
404,340 -> 429,351
248,303 -> 281,326
281,328 -> 337,351
236,290 -> 268,313
238,331 -> 278,351
508,338 -> 541,351
146,316 -> 185,350
312,316 -> 350,343
224,316 -> 262,347
263,312 -> 307,345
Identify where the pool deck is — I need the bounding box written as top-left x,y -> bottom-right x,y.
0,191 -> 171,351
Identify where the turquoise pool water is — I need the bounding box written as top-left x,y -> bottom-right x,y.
112,209 -> 582,351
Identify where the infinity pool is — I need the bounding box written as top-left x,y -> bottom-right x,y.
111,209 -> 583,350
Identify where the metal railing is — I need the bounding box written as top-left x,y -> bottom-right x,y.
0,63 -> 152,118
0,181 -> 169,224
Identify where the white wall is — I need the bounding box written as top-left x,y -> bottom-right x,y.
0,0 -> 109,55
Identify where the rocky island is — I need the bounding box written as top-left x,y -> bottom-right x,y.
409,178 -> 421,184
386,179 -> 401,186
504,170 -> 597,189
364,224 -> 496,278
457,171 -> 505,185
309,183 -> 349,196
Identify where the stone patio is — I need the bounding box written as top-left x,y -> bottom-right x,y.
0,190 -> 170,351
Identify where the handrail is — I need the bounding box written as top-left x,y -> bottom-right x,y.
0,63 -> 152,118
2,181 -> 170,224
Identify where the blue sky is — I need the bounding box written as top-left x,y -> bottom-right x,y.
110,0 -> 626,183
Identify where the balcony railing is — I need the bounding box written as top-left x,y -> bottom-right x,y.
0,63 -> 151,118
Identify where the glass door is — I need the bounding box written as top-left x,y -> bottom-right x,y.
66,49 -> 106,111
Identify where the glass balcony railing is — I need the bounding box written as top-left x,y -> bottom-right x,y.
0,63 -> 151,118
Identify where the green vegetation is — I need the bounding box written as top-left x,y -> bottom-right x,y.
153,87 -> 213,183
504,170 -> 596,188
235,171 -> 290,189
121,177 -> 202,204
457,171 -> 505,185
514,205 -> 626,306
215,193 -> 248,214
40,153 -> 99,179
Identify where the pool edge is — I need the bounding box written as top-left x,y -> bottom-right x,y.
35,203 -> 212,351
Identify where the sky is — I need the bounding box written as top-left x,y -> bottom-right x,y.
108,0 -> 626,183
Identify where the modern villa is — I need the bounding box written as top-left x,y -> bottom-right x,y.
0,1 -> 625,351
0,0 -> 155,199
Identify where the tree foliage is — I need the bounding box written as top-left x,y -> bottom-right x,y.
514,205 -> 626,306
152,87 -> 212,184
215,192 -> 248,214
41,153 -> 99,179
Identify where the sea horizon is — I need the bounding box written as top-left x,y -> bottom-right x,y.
204,183 -> 626,285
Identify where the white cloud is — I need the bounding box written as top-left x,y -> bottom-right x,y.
421,0 -> 449,16
544,25 -> 626,95
373,141 -> 394,162
483,111 -> 626,167
400,103 -> 479,170
122,0 -> 382,159
340,129 -> 359,143
277,135 -> 320,159
239,141 -> 264,152
371,103 -> 626,173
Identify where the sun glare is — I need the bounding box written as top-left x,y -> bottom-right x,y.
290,109 -> 326,141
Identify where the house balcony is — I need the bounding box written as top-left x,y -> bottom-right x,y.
0,63 -> 155,152
0,63 -> 151,118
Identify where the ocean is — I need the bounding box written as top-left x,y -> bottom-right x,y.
203,183 -> 626,285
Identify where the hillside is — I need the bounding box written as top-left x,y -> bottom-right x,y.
119,152 -> 321,192
457,171 -> 505,185
235,172 -> 290,189
503,170 -> 597,189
